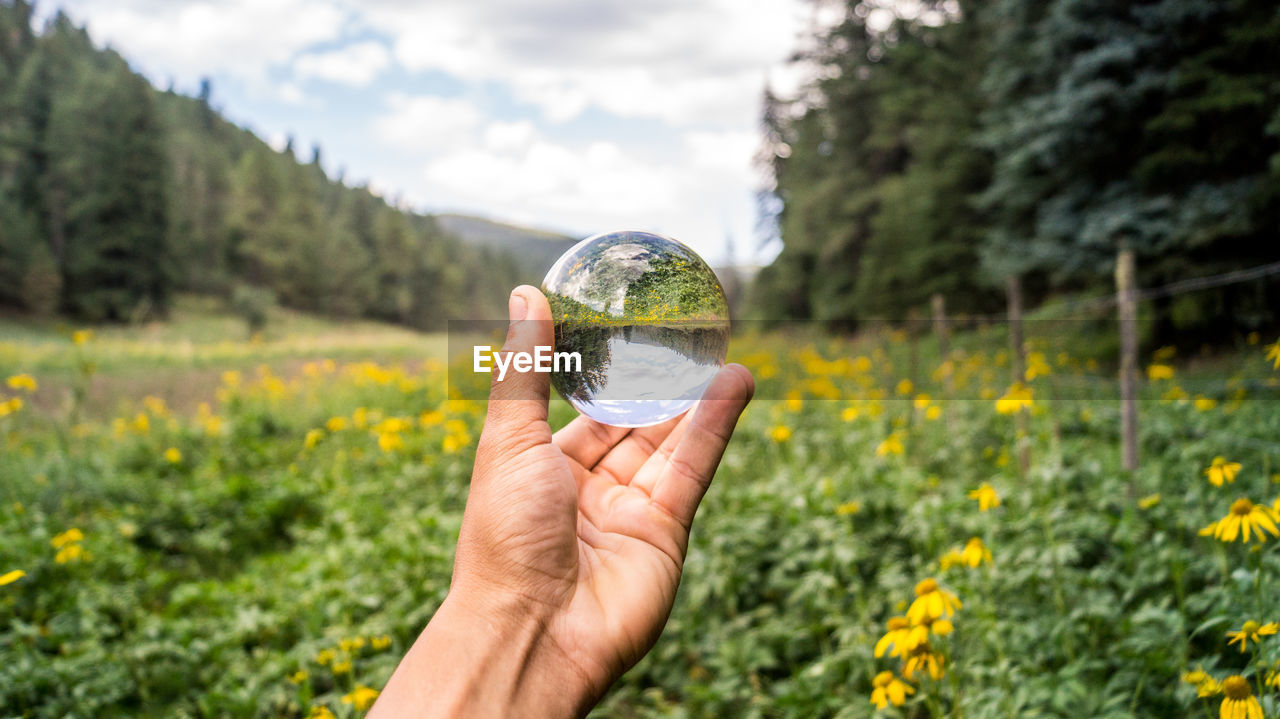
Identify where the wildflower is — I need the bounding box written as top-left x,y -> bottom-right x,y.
785,394 -> 803,412
1204,457 -> 1242,487
1266,339 -> 1280,370
55,544 -> 85,564
331,659 -> 352,674
340,636 -> 367,652
132,412 -> 150,434
1146,364 -> 1175,381
959,537 -> 991,568
903,613 -> 954,651
1194,396 -> 1218,411
0,397 -> 22,416
1025,352 -> 1052,380
0,569 -> 25,586
1182,668 -> 1222,697
71,329 -> 94,345
315,648 -> 335,665
902,643 -> 946,681
288,669 -> 309,684
377,432 -> 403,452
913,394 -> 931,409
443,435 -> 463,453
1267,665 -> 1280,691
874,617 -> 912,658
304,429 -> 324,449
1226,621 -> 1278,653
418,410 -> 443,427
968,483 -> 1000,512
875,433 -> 904,457
925,405 -> 942,421
6,374 -> 37,392
841,406 -> 859,422
1138,493 -> 1161,509
995,384 -> 1033,414
51,528 -> 84,548
1199,499 -> 1280,543
769,425 -> 792,443
836,500 -> 862,516
870,671 -> 914,709
306,706 -> 336,719
163,447 -> 182,464
371,635 -> 392,650
1219,675 -> 1262,719
939,549 -> 965,570
907,578 -> 961,624
342,685 -> 380,711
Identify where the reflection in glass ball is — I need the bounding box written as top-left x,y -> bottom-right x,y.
542,230 -> 730,427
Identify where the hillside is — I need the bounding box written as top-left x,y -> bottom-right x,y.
435,214 -> 579,283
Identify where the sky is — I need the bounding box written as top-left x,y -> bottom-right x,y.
39,0 -> 842,265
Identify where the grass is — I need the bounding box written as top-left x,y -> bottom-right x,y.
2,303 -> 1279,718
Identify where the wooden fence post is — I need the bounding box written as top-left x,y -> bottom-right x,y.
1116,248 -> 1139,475
931,293 -> 951,395
1007,275 -> 1030,474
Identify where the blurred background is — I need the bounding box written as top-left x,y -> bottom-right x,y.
3,1 -> 1280,717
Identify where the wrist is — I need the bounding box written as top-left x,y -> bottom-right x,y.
372,590 -> 594,719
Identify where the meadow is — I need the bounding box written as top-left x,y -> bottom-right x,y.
2,300 -> 1280,718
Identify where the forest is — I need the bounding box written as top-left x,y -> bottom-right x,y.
0,1 -> 520,328
752,0 -> 1280,344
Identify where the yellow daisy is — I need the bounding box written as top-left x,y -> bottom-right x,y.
1219,675 -> 1263,719
874,617 -> 912,658
1199,499 -> 1280,543
1226,621 -> 1279,653
870,671 -> 914,709
902,643 -> 946,681
1181,668 -> 1222,697
968,483 -> 1000,512
907,578 -> 961,624
903,613 -> 954,651
1204,457 -> 1242,487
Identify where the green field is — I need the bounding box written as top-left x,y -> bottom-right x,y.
2,307 -> 1279,718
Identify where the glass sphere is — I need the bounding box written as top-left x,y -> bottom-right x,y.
542,230 -> 730,427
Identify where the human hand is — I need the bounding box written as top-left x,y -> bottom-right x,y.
371,285 -> 753,718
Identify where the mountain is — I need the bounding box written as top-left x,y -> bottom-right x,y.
435,214 -> 580,283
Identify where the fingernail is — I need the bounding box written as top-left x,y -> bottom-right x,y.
508,289 -> 528,323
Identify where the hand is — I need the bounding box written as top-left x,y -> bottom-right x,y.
371,286 -> 753,718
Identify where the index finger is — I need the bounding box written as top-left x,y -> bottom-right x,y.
649,364 -> 754,531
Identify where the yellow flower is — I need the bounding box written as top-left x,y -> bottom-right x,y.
325,416 -> 348,432
0,397 -> 23,416
6,374 -> 37,392
959,537 -> 991,568
315,648 -> 335,665
377,432 -> 403,452
903,613 -> 954,652
785,393 -> 803,412
1219,675 -> 1262,719
968,483 -> 1000,512
163,447 -> 182,464
1267,665 -> 1280,691
342,685 -> 380,711
925,405 -> 942,421
913,394 -> 931,409
132,412 -> 150,434
1199,499 -> 1280,543
304,429 -> 324,449
0,569 -> 26,586
55,544 -> 85,564
1204,457 -> 1242,487
869,671 -> 914,709
51,528 -> 84,548
71,329 -> 93,345
907,578 -> 961,624
874,617 -> 912,658
288,669 -> 309,683
1266,339 -> 1280,370
841,406 -> 859,422
418,410 -> 443,427
896,379 -> 913,396
1194,395 -> 1218,411
1182,668 -> 1223,697
902,643 -> 946,681
835,500 -> 862,516
443,434 -> 463,453
1145,364 -> 1175,381
939,549 -> 965,570
1226,620 -> 1278,653
995,384 -> 1033,414
306,707 -> 336,719
875,432 -> 904,457
1138,493 -> 1161,509
769,425 -> 792,443
331,659 -> 352,674
371,635 -> 392,650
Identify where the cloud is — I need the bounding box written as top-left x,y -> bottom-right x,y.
359,0 -> 809,126
294,41 -> 391,86
374,93 -> 484,154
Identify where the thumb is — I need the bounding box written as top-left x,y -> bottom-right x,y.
479,285 -> 555,448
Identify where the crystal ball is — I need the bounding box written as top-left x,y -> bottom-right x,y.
542,230 -> 730,427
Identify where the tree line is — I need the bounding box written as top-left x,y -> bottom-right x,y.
753,0 -> 1280,343
0,1 -> 519,327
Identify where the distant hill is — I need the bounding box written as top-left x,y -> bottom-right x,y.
435,214 -> 580,283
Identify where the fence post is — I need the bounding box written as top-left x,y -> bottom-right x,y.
931,293 -> 951,394
1007,275 -> 1030,474
1116,248 -> 1139,475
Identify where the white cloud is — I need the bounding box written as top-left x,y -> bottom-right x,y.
374,94 -> 484,154
277,81 -> 307,105
294,41 -> 391,86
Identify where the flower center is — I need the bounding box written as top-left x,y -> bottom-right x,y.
915,578 -> 938,596
1230,498 -> 1253,516
1242,621 -> 1260,635
1223,675 -> 1252,700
